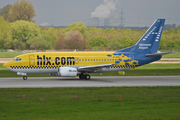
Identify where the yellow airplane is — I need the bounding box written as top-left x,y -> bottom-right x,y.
3,19 -> 172,80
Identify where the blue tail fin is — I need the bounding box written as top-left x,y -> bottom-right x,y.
116,19 -> 165,53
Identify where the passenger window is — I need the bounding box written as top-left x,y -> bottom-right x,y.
94,59 -> 95,61
107,59 -> 109,61
102,59 -> 103,61
96,59 -> 98,61
99,59 -> 101,61
85,59 -> 87,61
104,59 -> 106,61
82,59 -> 84,61
79,59 -> 81,61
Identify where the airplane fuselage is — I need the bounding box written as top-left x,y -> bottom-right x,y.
4,51 -> 161,74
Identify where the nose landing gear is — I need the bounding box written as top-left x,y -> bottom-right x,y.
23,76 -> 27,80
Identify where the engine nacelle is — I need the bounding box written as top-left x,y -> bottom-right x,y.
58,67 -> 78,77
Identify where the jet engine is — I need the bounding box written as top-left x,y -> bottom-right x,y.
58,67 -> 78,77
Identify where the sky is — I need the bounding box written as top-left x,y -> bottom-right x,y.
0,0 -> 180,27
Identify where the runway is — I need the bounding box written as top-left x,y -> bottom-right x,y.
0,76 -> 180,88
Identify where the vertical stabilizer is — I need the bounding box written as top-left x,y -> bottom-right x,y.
116,19 -> 165,53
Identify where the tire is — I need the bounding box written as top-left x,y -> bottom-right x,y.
23,76 -> 27,80
79,74 -> 85,79
85,75 -> 90,80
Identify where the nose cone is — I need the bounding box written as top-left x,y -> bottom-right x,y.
3,62 -> 8,68
3,62 -> 11,68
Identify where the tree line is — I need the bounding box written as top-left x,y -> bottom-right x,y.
0,0 -> 180,51
1,16 -> 180,51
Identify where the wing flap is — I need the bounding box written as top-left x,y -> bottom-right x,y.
78,64 -> 113,72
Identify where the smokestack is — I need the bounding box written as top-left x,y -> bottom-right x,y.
104,18 -> 110,26
104,17 -> 117,27
109,17 -> 117,26
91,17 -> 99,26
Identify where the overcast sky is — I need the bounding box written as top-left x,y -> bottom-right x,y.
0,0 -> 180,27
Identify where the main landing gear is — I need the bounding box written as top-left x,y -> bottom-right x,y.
23,76 -> 27,80
79,73 -> 91,80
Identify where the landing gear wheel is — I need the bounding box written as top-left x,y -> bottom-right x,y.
85,75 -> 90,80
79,74 -> 85,79
79,74 -> 91,80
23,76 -> 27,80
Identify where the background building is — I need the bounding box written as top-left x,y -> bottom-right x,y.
91,17 -> 99,26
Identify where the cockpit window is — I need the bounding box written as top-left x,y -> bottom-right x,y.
13,57 -> 22,61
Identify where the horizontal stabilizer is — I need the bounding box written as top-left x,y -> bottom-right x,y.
145,52 -> 174,57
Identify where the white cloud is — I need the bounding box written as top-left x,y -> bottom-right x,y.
91,0 -> 119,19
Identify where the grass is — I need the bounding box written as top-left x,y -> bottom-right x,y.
1,63 -> 180,77
92,69 -> 180,76
158,60 -> 180,62
162,52 -> 180,58
94,64 -> 180,76
135,63 -> 180,69
0,51 -> 180,58
0,52 -> 24,58
1,60 -> 180,119
0,63 -> 6,70
0,87 -> 180,119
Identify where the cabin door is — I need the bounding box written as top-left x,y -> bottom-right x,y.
75,57 -> 79,64
29,55 -> 35,66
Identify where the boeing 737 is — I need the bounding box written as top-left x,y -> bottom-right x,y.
3,19 -> 173,80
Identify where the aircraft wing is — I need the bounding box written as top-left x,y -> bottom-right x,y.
145,52 -> 174,57
77,64 -> 113,72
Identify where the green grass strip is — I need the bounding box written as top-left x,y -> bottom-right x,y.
162,52 -> 180,58
0,87 -> 180,119
135,63 -> 180,69
0,52 -> 24,58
